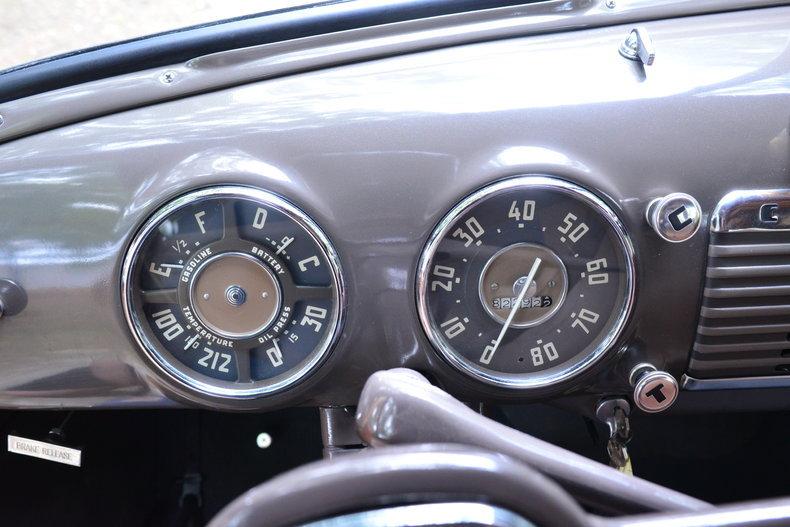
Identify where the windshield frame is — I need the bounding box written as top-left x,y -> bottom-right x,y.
0,0 -> 534,104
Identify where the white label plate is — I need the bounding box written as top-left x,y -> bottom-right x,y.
7,435 -> 82,467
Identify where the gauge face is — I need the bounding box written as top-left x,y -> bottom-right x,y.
121,186 -> 344,400
417,176 -> 635,390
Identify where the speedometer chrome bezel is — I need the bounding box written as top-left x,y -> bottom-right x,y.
416,176 -> 636,390
121,185 -> 345,400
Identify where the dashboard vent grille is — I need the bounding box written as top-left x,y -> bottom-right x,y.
689,230 -> 790,378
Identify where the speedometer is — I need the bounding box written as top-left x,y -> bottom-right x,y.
417,176 -> 635,390
121,186 -> 343,402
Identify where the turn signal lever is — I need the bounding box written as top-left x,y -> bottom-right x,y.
356,368 -> 711,516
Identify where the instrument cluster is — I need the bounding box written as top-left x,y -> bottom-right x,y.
121,177 -> 637,406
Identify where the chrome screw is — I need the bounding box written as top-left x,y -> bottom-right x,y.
159,70 -> 177,84
225,285 -> 247,306
605,0 -> 616,8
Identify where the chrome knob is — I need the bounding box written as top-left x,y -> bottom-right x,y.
646,193 -> 701,243
619,26 -> 655,66
629,363 -> 678,413
0,279 -> 27,319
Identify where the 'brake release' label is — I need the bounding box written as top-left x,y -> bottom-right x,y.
7,435 -> 82,467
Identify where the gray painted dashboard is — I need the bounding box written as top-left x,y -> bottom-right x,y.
0,5 -> 788,410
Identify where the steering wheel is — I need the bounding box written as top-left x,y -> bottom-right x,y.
209,369 -> 790,527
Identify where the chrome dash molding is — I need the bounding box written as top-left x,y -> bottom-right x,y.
711,189 -> 790,232
0,0 -> 786,145
612,496 -> 790,527
682,374 -> 790,391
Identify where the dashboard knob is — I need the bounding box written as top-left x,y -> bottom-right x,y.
645,193 -> 701,243
619,26 -> 656,66
629,363 -> 678,413
0,279 -> 27,318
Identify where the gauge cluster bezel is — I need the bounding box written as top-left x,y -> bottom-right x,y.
120,186 -> 346,404
416,176 -> 637,392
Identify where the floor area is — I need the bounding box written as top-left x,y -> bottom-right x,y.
1,405 -> 788,525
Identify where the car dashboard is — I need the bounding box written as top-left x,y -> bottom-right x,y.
2,3 -> 789,415
1,1 -> 790,524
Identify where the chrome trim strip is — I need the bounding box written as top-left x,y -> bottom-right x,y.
300,502 -> 535,527
711,189 -> 790,232
681,374 -> 790,391
1,0 -> 786,145
120,185 -> 345,400
609,498 -> 790,527
416,176 -> 637,390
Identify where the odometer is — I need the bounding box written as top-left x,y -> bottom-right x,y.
417,176 -> 635,390
122,186 -> 343,400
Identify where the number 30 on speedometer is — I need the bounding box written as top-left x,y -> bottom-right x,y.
417,176 -> 636,391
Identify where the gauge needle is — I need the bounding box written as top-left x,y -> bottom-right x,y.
489,257 -> 542,357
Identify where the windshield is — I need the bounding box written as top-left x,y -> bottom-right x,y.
0,1 -> 317,71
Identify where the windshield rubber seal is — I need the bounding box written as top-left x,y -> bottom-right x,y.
0,0 -> 536,104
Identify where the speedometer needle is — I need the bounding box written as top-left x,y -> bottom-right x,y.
488,257 -> 542,358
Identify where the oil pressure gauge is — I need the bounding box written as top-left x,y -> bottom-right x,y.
417,176 -> 635,391
121,186 -> 344,401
